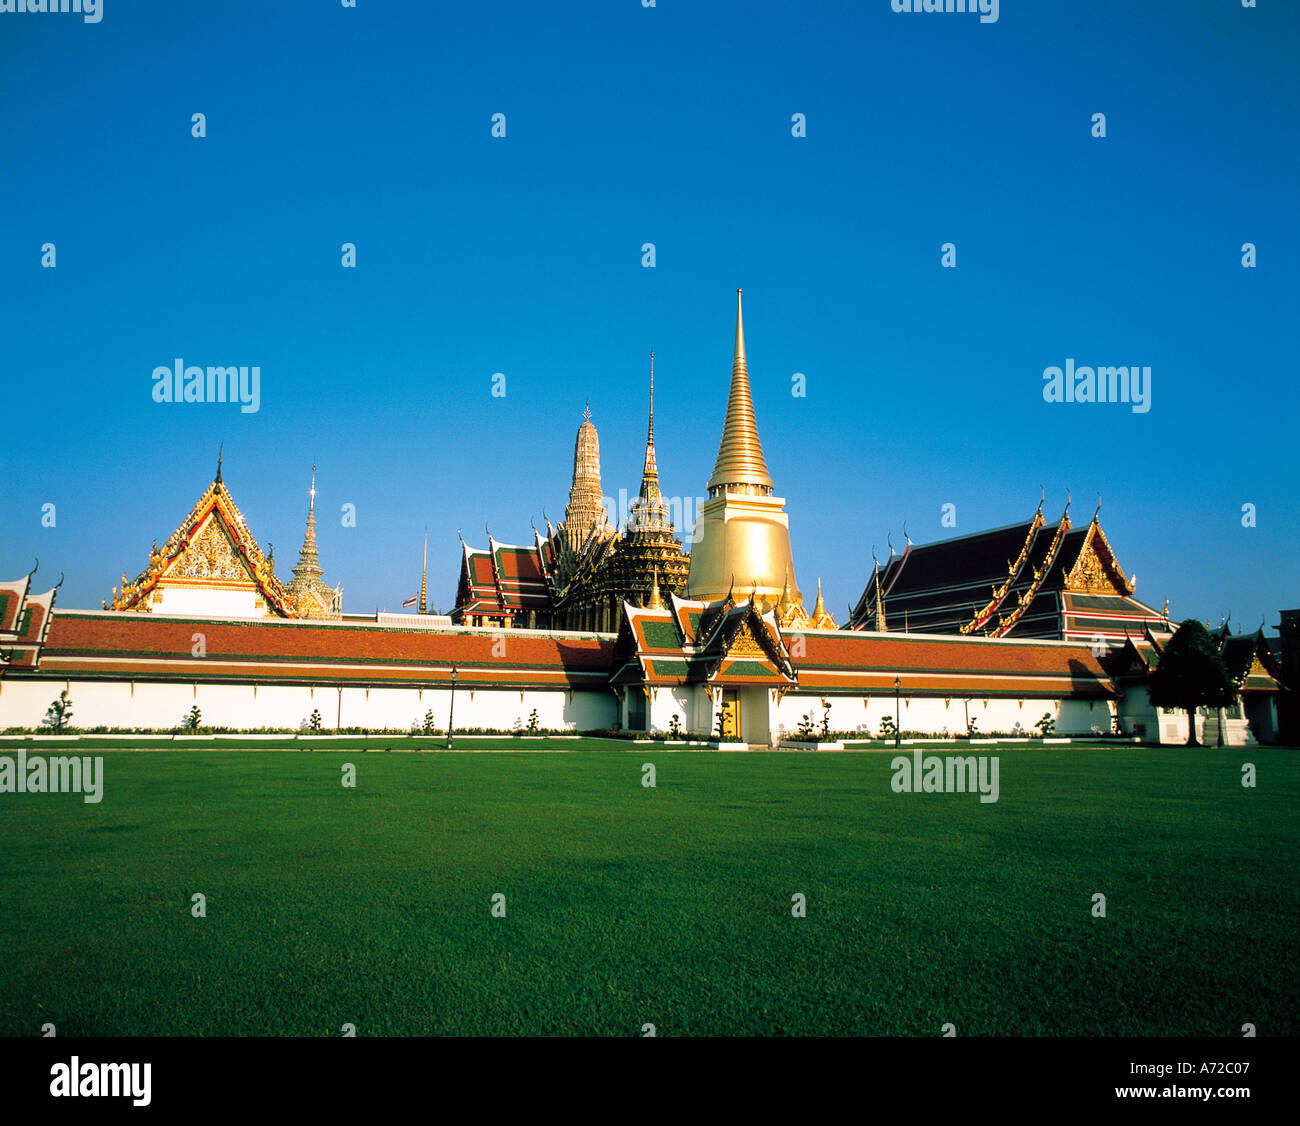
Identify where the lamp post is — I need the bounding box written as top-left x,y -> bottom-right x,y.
894,676 -> 901,749
446,665 -> 459,750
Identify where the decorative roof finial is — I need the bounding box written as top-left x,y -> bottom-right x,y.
216,443 -> 224,483
583,400 -> 591,422
647,564 -> 663,611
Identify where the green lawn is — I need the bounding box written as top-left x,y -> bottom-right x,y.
0,746 -> 1295,1036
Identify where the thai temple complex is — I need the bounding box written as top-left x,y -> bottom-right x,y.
0,291 -> 1291,745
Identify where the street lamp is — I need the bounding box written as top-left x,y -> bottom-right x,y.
894,676 -> 901,749
446,665 -> 459,750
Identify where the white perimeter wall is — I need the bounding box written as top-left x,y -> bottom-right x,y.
776,694 -> 1117,738
0,678 -> 616,732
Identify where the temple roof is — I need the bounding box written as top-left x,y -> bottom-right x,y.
455,536 -> 554,617
111,470 -> 293,617
611,592 -> 797,688
0,566 -> 60,672
850,499 -> 1163,641
1210,625 -> 1284,692
31,611 -> 613,690
787,628 -> 1117,698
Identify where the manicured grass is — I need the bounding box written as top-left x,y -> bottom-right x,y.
0,736 -> 637,752
0,747 -> 1295,1036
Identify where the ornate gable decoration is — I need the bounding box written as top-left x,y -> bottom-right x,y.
170,517 -> 248,583
712,605 -> 796,682
727,621 -> 767,658
1064,519 -> 1135,596
112,478 -> 293,615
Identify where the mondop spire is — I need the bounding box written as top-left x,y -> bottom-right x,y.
686,290 -> 803,610
291,465 -> 323,587
287,465 -> 342,619
707,290 -> 774,496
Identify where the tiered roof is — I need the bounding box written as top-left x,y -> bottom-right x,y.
1211,625 -> 1285,693
0,565 -> 60,672
611,590 -> 797,689
850,498 -> 1167,643
453,534 -> 554,621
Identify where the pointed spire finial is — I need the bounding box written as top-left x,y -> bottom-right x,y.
647,564 -> 663,611
734,288 -> 745,366
216,443 -> 223,483
707,288 -> 773,494
583,400 -> 591,422
635,348 -> 664,528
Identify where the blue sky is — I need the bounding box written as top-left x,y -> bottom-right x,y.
1,0 -> 1296,630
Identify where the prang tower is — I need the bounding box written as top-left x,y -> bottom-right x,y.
686,290 -> 803,612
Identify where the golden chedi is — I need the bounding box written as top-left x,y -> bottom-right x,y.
687,290 -> 804,613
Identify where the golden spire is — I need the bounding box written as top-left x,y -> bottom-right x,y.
707,289 -> 774,496
632,350 -> 669,533
643,350 -> 657,483
809,578 -> 837,629
646,564 -> 663,610
419,527 -> 428,614
292,465 -> 323,587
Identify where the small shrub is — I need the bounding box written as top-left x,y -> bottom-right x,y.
42,690 -> 74,733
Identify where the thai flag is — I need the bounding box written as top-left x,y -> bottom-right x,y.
403,592 -> 419,608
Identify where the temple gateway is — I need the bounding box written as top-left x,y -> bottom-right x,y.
0,292 -> 1288,746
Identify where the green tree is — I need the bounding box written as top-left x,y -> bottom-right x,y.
183,705 -> 202,732
43,689 -> 74,733
1147,619 -> 1237,746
